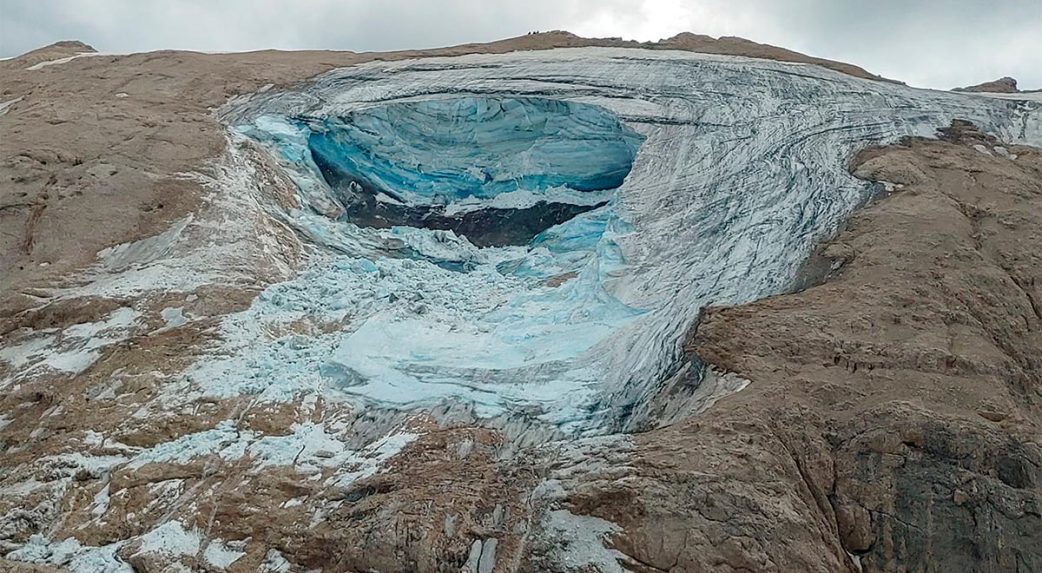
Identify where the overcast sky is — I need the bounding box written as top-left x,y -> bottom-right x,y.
1,0 -> 1040,89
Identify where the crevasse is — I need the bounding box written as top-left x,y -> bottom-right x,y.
209,47 -> 1041,437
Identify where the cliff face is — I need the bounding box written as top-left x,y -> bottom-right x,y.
1,33 -> 1041,573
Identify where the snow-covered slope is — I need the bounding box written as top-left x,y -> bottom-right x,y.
206,47 -> 1041,438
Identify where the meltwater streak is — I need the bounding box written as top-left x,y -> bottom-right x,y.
216,47 -> 1042,436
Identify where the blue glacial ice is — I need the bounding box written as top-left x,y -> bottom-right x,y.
305,97 -> 643,206
212,91 -> 651,432
204,47 -> 1042,437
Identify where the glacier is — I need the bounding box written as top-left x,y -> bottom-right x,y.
201,47 -> 1042,438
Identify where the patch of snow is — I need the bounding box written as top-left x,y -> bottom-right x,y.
374,191 -> 405,205
543,509 -> 627,573
125,419 -> 417,485
90,379 -> 123,401
0,479 -> 46,496
84,430 -> 104,447
6,534 -> 133,573
134,520 -> 201,558
144,479 -> 185,512
45,349 -> 103,374
0,307 -> 140,382
0,96 -> 23,115
281,496 -> 306,508
125,420 -> 239,469
992,145 -> 1018,160
443,185 -> 613,216
90,484 -> 111,519
325,430 -> 419,487
25,52 -> 105,71
368,431 -> 418,458
48,451 -> 130,477
0,335 -> 57,370
160,306 -> 187,329
260,548 -> 292,573
203,538 -> 246,569
5,520 -> 216,573
246,421 -> 372,470
97,216 -> 193,272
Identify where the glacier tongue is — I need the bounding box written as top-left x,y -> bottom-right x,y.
208,47 -> 1042,436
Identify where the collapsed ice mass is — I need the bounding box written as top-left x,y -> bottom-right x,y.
226,91 -> 653,433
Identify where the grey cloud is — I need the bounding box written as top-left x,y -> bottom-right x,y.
0,0 -> 1039,89
747,0 -> 1042,88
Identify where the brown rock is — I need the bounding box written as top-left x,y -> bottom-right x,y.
835,500 -> 875,553
953,76 -> 1019,93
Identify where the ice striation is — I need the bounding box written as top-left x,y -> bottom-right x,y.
204,48 -> 1042,438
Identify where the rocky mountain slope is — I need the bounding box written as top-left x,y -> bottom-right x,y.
954,76 -> 1021,93
1,32 -> 1040,572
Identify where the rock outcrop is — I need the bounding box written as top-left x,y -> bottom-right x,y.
575,120 -> 1042,571
954,76 -> 1020,93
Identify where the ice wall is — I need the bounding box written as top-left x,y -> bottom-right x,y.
213,48 -> 1041,436
307,97 -> 643,205
249,97 -> 643,247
